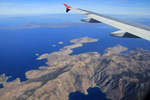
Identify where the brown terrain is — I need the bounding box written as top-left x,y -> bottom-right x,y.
0,37 -> 150,100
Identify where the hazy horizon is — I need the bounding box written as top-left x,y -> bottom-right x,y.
0,0 -> 150,16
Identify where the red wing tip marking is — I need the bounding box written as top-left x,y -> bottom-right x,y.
64,3 -> 72,8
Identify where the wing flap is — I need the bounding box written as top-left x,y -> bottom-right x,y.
111,30 -> 139,38
81,17 -> 101,23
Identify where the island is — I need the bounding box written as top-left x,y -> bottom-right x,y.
0,37 -> 150,100
58,41 -> 63,45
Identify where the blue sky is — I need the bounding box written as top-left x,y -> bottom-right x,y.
0,0 -> 150,16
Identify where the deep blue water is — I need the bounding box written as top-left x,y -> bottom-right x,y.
0,84 -> 3,88
0,14 -> 150,82
69,87 -> 110,100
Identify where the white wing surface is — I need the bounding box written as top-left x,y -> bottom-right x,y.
64,3 -> 150,41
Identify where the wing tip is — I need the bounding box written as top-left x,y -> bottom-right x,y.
64,3 -> 72,13
64,3 -> 72,9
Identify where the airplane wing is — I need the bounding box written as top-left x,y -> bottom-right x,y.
64,3 -> 150,41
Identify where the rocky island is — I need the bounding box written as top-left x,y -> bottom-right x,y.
0,37 -> 150,100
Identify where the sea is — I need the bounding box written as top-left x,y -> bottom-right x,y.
0,14 -> 150,83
